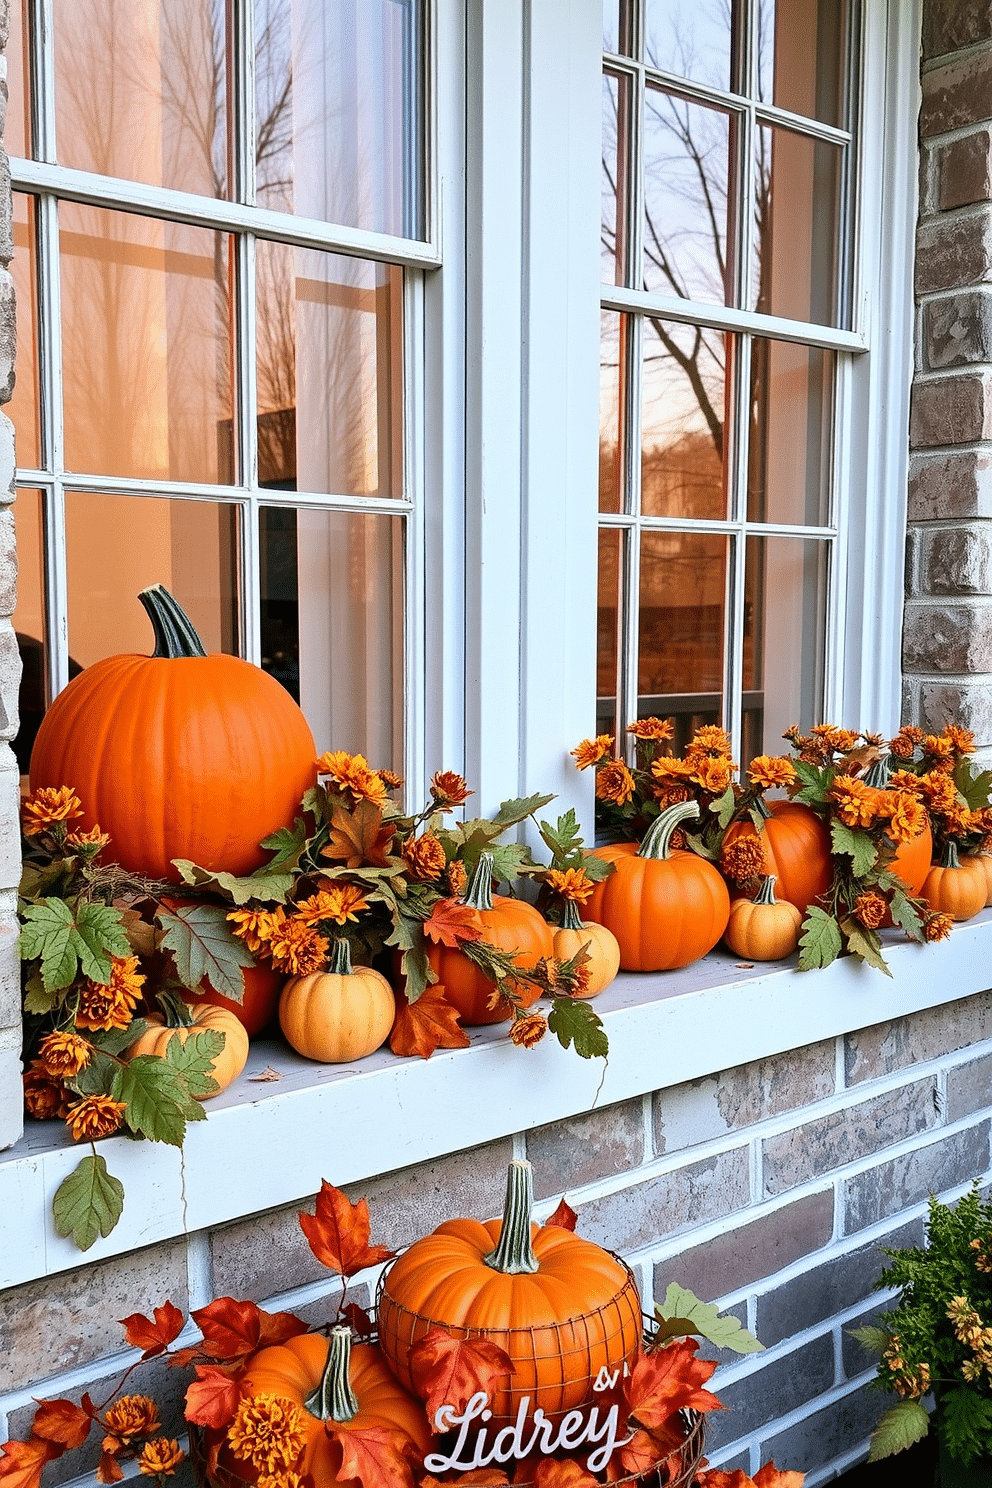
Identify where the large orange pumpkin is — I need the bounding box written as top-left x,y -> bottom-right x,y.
233,1326 -> 430,1483
721,800 -> 831,916
29,585 -> 317,882
185,963 -> 284,1038
377,1159 -> 642,1428
422,852 -> 553,1025
584,801 -> 730,971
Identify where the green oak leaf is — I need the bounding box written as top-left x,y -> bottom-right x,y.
791,760 -> 835,806
492,793 -> 556,828
654,1284 -> 764,1354
110,1054 -> 205,1145
830,820 -> 878,877
52,1155 -> 125,1252
19,898 -> 131,991
710,786 -> 736,829
22,968 -> 61,1014
955,759 -> 992,811
798,906 -> 843,971
157,903 -> 254,999
547,998 -> 608,1059
69,1047 -> 119,1097
172,859 -> 293,905
885,885 -> 924,942
867,1400 -> 931,1462
90,1021 -> 149,1056
258,816 -> 310,874
487,843 -> 531,884
538,810 -> 584,865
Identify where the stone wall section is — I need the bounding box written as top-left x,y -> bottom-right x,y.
0,0 -> 22,1152
904,8 -> 992,749
3,995 -> 992,1486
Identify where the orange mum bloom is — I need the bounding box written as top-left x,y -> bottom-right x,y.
812,724 -> 860,753
920,770 -> 958,812
65,823 -> 110,854
66,1095 -> 127,1140
651,755 -> 697,782
430,770 -> 473,807
853,891 -> 888,929
627,717 -> 674,741
509,1013 -> 548,1048
227,907 -> 287,955
546,867 -> 595,905
227,1396 -> 308,1474
652,781 -> 693,808
317,751 -> 387,805
690,756 -> 735,795
943,725 -> 976,755
402,832 -> 447,881
883,792 -> 927,845
377,769 -> 404,789
446,860 -> 468,897
888,730 -> 917,759
830,777 -> 882,829
570,736 -> 614,770
595,761 -> 636,805
22,1060 -> 72,1120
924,912 -> 953,943
922,734 -> 954,759
75,956 -> 145,1032
687,725 -> 734,758
294,886 -> 368,926
721,837 -> 766,887
267,919 -> 329,976
138,1439 -> 184,1477
104,1396 -> 162,1440
37,1031 -> 91,1078
748,755 -> 798,790
21,785 -> 84,836
888,769 -> 926,796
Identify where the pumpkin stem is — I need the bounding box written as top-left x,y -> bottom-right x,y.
559,897 -> 584,931
156,990 -> 195,1028
461,852 -> 495,912
753,875 -> 779,906
637,800 -> 700,860
484,1159 -> 539,1275
751,795 -> 772,822
138,585 -> 209,660
940,840 -> 962,870
328,938 -> 353,976
304,1325 -> 360,1422
863,754 -> 892,790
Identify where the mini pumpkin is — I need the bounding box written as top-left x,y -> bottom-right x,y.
125,992 -> 248,1095
921,842 -> 988,923
279,938 -> 395,1062
723,875 -> 801,961
551,897 -> 620,998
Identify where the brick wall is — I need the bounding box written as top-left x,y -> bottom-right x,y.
4,995 -> 992,1486
904,4 -> 992,746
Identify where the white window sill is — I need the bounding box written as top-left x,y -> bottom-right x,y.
5,910 -> 992,1289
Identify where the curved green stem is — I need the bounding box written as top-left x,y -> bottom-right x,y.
751,794 -> 772,822
329,938 -> 353,976
462,851 -> 495,911
304,1326 -> 359,1422
156,990 -> 195,1027
941,840 -> 961,870
753,875 -> 778,906
560,897 -> 584,931
637,800 -> 700,860
484,1160 -> 539,1274
138,585 -> 208,659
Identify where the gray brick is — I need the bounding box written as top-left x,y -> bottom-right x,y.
575,1148 -> 750,1254
763,1080 -> 940,1198
845,992 -> 992,1083
0,506 -> 14,614
939,128 -> 992,211
903,599 -> 992,672
843,1122 -> 991,1235
211,1198 -> 345,1301
654,1042 -> 835,1154
0,1239 -> 189,1392
921,49 -> 992,138
909,450 -> 992,521
526,1099 -> 644,1199
910,373 -> 992,447
755,1217 -> 924,1349
654,1190 -> 834,1301
0,412 -> 14,500
920,681 -> 992,746
0,1026 -> 21,1147
760,1386 -> 892,1479
0,0 -> 9,52
705,1335 -> 834,1452
923,290 -> 992,369
916,211 -> 992,296
946,1050 -> 992,1123
924,3 -> 992,61
842,1298 -> 903,1382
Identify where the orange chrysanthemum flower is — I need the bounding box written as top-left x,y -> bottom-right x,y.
546,867 -> 595,905
75,956 -> 145,1032
509,1013 -> 548,1049
883,792 -> 927,845
888,769 -> 926,796
22,1060 -> 72,1121
830,777 -> 882,829
922,734 -> 954,759
319,751 -> 388,805
402,832 -> 447,882
721,837 -> 766,887
920,770 -> 958,812
652,781 -> 693,808
690,756 -> 735,795
853,891 -> 888,929
650,755 -> 697,782
66,1094 -> 127,1140
943,725 -> 976,755
923,912 -> 954,943
227,1395 -> 308,1474
294,886 -> 368,927
430,770 -> 473,807
227,907 -> 287,955
572,962 -> 593,997
257,1476 -> 309,1488
37,1031 -> 91,1079
595,761 -> 636,806
687,725 -> 734,758
888,730 -> 916,759
446,860 -> 468,897
747,755 -> 798,790
138,1439 -> 184,1478
627,717 -> 674,742
377,769 -> 404,790
811,724 -> 860,753
570,736 -> 614,770
267,919 -> 329,976
21,785 -> 84,836
65,823 -> 110,854
104,1397 -> 162,1440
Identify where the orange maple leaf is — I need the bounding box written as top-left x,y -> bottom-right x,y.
29,1399 -> 93,1451
299,1181 -> 395,1276
322,800 -> 398,869
390,985 -> 470,1059
695,1474 -> 754,1488
95,1446 -> 124,1485
0,1438 -> 60,1488
534,1460 -> 599,1488
457,1473 -> 511,1486
329,1425 -> 418,1488
408,1327 -> 514,1425
543,1198 -> 578,1232
185,1298 -> 307,1362
752,1466 -> 805,1488
119,1300 -> 185,1357
184,1365 -> 245,1430
422,899 -> 484,948
624,1340 -> 721,1432
342,1302 -> 377,1340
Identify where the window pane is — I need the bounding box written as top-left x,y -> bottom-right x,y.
54,0 -> 229,197
255,242 -> 403,497
597,527 -> 623,739
600,311 -> 627,515
638,531 -> 727,742
6,0 -> 30,159
602,70 -> 630,287
753,124 -> 843,326
643,86 -> 737,306
255,0 -> 424,238
60,205 -> 233,483
263,507 -> 404,770
12,488 -> 46,774
10,195 -> 40,471
748,339 -> 833,525
757,0 -> 848,127
65,493 -> 239,667
743,533 -> 827,763
643,0 -> 740,89
641,319 -> 730,519
603,0 -> 620,53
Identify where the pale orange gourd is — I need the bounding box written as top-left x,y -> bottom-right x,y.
721,800 -> 832,916
125,993 -> 248,1096
921,843 -> 988,923
279,939 -> 395,1062
723,875 -> 801,961
551,898 -> 620,998
585,801 -> 730,972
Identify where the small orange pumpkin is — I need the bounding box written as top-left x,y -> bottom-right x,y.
125,992 -> 248,1095
921,842 -> 988,923
551,898 -> 620,998
279,938 -> 395,1062
585,801 -> 730,971
723,875 -> 801,961
184,963 -> 285,1038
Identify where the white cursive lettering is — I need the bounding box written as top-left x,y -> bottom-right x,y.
424,1393 -> 633,1475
